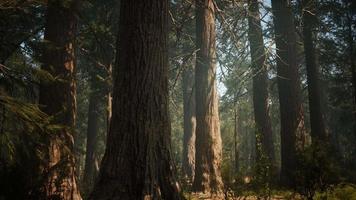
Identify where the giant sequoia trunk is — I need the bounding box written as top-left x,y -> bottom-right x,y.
38,0 -> 81,199
182,64 -> 196,181
271,0 -> 306,187
302,0 -> 327,141
89,1 -> 182,199
247,0 -> 275,166
192,0 -> 224,194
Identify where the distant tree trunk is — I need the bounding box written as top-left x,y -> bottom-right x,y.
0,86 -> 4,135
345,1 -> 356,159
234,106 -> 240,173
271,0 -> 306,187
106,63 -> 112,135
302,0 -> 327,141
89,0 -> 182,199
38,0 -> 81,199
193,0 -> 224,194
0,106 -> 2,131
346,3 -> 356,125
83,78 -> 101,194
351,35 -> 356,126
182,63 -> 196,182
247,0 -> 275,166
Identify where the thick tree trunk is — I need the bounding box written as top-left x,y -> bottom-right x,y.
38,0 -> 81,199
83,84 -> 101,194
192,0 -> 224,195
271,0 -> 306,187
302,0 -> 327,141
247,0 -> 275,166
182,64 -> 196,182
89,1 -> 182,199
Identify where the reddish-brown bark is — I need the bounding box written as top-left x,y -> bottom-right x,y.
39,0 -> 81,199
193,0 -> 224,194
89,1 -> 183,199
182,63 -> 196,181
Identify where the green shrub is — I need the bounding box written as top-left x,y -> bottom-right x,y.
314,183 -> 356,200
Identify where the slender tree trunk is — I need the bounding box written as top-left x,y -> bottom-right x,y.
346,1 -> 356,164
302,0 -> 327,141
38,0 -> 81,199
106,63 -> 112,135
83,81 -> 101,194
0,86 -> 4,136
351,32 -> 356,125
271,0 -> 306,187
193,0 -> 224,195
234,106 -> 240,174
89,1 -> 182,199
247,0 -> 275,166
0,106 -> 2,132
346,3 -> 356,126
107,92 -> 112,133
182,63 -> 196,182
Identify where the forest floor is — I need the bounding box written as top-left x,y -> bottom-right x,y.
184,192 -> 303,200
184,183 -> 356,199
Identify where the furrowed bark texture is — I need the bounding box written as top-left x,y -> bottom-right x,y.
247,0 -> 275,165
182,64 -> 196,181
193,0 -> 224,194
302,0 -> 327,141
39,0 -> 81,199
89,1 -> 182,199
271,0 -> 306,187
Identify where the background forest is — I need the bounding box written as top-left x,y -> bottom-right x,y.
0,0 -> 355,199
